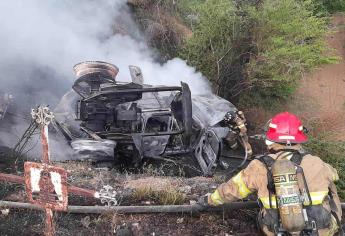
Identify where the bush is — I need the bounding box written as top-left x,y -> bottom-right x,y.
305,136 -> 345,199
179,0 -> 251,98
178,0 -> 337,107
308,0 -> 345,15
132,0 -> 339,108
241,0 -> 338,108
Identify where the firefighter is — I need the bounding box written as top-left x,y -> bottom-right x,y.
200,112 -> 343,236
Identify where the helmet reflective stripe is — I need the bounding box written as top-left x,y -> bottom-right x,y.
232,171 -> 252,198
278,135 -> 296,140
269,123 -> 277,128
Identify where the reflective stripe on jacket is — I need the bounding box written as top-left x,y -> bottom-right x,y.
259,191 -> 329,209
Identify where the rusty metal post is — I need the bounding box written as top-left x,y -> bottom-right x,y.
41,125 -> 50,164
45,208 -> 55,236
0,106 -> 118,235
31,106 -> 55,236
0,106 -> 118,236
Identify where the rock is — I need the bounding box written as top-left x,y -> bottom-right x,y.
142,201 -> 153,205
81,216 -> 91,228
131,222 -> 141,235
179,185 -> 192,194
176,217 -> 184,224
131,222 -> 139,228
1,209 -> 9,216
116,224 -> 133,236
189,200 -> 197,205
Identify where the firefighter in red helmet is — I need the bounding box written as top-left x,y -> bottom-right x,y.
200,112 -> 342,236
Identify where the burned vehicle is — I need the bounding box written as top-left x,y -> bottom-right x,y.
54,61 -> 252,175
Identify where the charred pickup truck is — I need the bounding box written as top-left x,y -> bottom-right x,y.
54,61 -> 252,176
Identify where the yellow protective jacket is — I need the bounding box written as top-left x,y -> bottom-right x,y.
208,147 -> 342,236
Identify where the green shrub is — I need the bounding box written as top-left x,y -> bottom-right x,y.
179,0 -> 337,108
241,0 -> 338,108
179,0 -> 251,97
308,0 -> 345,15
305,136 -> 345,199
133,0 -> 339,108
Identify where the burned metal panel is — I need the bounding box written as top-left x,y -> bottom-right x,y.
133,134 -> 171,158
181,82 -> 192,145
71,139 -> 116,161
210,126 -> 230,139
135,90 -> 176,110
191,94 -> 237,127
54,90 -> 84,140
24,162 -> 68,212
129,65 -> 144,85
142,135 -> 170,157
132,111 -> 173,158
194,128 -> 222,176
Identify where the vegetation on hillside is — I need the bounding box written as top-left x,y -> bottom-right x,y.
240,0 -> 339,107
179,0 -> 251,97
310,0 -> 345,15
129,0 -> 345,198
179,0 -> 340,107
306,135 -> 345,199
130,0 -> 343,107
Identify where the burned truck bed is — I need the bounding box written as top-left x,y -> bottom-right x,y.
54,61 -> 252,176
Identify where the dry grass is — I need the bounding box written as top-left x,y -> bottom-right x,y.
132,186 -> 185,205
125,176 -> 179,190
127,176 -> 185,205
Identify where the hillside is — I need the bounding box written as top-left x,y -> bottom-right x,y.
292,14 -> 345,140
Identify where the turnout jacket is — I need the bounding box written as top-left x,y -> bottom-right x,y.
208,145 -> 342,236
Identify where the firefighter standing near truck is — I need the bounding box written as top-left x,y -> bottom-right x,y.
200,112 -> 343,236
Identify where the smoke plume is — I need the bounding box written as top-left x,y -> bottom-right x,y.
0,0 -> 210,155
0,0 -> 209,108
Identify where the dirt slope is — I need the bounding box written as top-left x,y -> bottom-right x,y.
291,14 -> 345,140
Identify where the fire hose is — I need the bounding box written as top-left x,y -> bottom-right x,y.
0,200 -> 344,214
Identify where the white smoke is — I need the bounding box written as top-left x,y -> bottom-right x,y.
0,0 -> 210,155
0,0 -> 209,104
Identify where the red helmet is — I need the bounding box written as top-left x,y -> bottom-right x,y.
266,112 -> 308,144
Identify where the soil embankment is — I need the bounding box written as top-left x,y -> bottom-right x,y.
247,14 -> 345,139
291,14 -> 345,139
